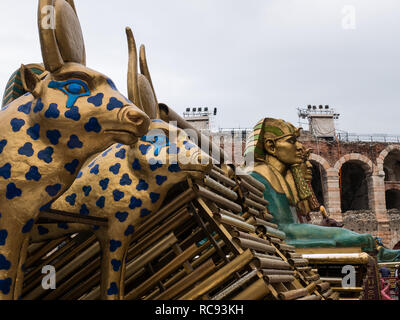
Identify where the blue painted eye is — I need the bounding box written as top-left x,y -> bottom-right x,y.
49,79 -> 90,108
140,134 -> 170,156
67,83 -> 84,94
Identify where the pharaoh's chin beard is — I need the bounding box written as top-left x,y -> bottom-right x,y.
290,164 -> 312,200
290,164 -> 320,213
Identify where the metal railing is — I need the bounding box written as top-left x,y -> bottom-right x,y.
336,133 -> 400,143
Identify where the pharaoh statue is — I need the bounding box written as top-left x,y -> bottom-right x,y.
243,117 -> 400,262
295,146 -> 344,227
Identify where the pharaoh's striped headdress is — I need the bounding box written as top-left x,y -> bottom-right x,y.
244,118 -> 301,162
2,64 -> 47,108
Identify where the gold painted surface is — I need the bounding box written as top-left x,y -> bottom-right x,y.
295,247 -> 363,254
0,0 -> 150,300
302,252 -> 370,265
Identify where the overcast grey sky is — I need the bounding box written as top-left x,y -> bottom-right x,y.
1,0 -> 400,134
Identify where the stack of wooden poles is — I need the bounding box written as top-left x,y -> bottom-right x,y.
303,252 -> 380,300
21,165 -> 340,300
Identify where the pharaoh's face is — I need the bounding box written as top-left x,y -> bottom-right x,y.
300,160 -> 313,182
266,134 -> 303,165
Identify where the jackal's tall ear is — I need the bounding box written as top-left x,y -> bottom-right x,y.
20,64 -> 41,97
126,27 -> 142,110
139,45 -> 160,119
38,0 -> 86,72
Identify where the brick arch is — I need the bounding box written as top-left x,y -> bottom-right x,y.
385,185 -> 400,192
334,153 -> 375,213
333,153 -> 374,175
309,153 -> 331,172
308,153 -> 331,208
377,144 -> 400,176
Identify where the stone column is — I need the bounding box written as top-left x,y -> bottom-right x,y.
369,172 -> 391,246
325,168 -> 342,222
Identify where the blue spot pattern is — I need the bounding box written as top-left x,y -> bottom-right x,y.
168,164 -> 181,172
45,184 -> 61,197
39,202 -> 52,211
44,103 -> 60,118
111,259 -> 122,272
129,196 -> 142,209
115,149 -> 126,159
131,158 -> 141,170
107,97 -> 123,111
109,240 -> 121,252
0,278 -> 12,294
0,230 -> 8,245
90,164 -> 100,175
124,225 -> 134,236
64,106 -> 81,121
67,135 -> 83,149
83,185 -> 92,196
26,166 -> 41,181
113,190 -> 124,201
139,144 -> 151,155
80,204 -> 89,215
64,159 -> 79,175
58,223 -> 69,229
76,171 -> 83,179
156,175 -> 167,185
109,163 -> 121,175
18,102 -> 31,114
140,208 -> 151,218
65,193 -> 77,206
115,211 -> 128,222
88,93 -> 104,107
96,196 -> 105,209
0,140 -> 7,154
37,225 -> 49,235
84,117 -> 101,133
0,255 -> 11,270
167,144 -> 179,155
136,179 -> 148,191
27,123 -> 40,140
107,282 -> 118,295
99,178 -> 109,190
6,183 -> 22,199
150,192 -> 160,203
18,142 -> 34,157
10,118 -> 25,132
22,219 -> 34,233
33,98 -> 44,113
149,159 -> 163,171
120,173 -> 132,186
0,163 -> 11,179
46,130 -> 61,145
38,147 -> 54,163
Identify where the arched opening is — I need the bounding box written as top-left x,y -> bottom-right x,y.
383,149 -> 400,181
384,168 -> 389,182
386,189 -> 400,210
310,160 -> 325,206
340,161 -> 370,212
